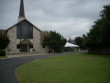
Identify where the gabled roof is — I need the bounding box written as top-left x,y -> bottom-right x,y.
7,19 -> 41,32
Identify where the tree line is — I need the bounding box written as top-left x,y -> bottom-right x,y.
74,5 -> 110,54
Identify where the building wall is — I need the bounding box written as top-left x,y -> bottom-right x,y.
18,17 -> 25,22
6,26 -> 20,54
6,24 -> 48,54
33,26 -> 49,53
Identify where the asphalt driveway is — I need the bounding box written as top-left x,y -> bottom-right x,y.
0,51 -> 87,83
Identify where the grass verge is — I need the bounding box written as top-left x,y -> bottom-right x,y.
16,53 -> 110,83
0,56 -> 6,59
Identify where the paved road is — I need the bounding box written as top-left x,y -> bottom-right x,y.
0,51 -> 87,83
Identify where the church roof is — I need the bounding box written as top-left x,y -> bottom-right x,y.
19,0 -> 25,18
7,19 -> 41,32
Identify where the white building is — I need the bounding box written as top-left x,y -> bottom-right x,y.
64,42 -> 80,51
5,0 -> 49,54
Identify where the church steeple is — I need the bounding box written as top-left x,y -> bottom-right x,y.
18,0 -> 25,22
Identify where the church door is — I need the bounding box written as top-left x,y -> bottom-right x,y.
20,44 -> 28,52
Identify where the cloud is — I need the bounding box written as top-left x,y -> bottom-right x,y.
0,0 -> 110,39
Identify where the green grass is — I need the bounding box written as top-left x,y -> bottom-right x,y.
0,56 -> 6,58
16,54 -> 110,83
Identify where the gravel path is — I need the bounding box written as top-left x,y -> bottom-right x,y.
0,51 -> 87,83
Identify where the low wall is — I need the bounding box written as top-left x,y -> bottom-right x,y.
88,48 -> 110,55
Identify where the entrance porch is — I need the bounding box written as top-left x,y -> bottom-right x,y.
17,39 -> 33,52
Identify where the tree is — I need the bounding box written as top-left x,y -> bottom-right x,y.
85,5 -> 110,48
74,36 -> 87,49
68,38 -> 75,44
43,31 -> 67,53
0,32 -> 10,50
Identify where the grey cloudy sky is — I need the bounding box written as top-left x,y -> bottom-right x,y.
0,0 -> 110,39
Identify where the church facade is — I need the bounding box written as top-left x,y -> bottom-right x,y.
5,0 -> 49,54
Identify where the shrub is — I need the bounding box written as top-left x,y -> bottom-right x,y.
0,32 -> 10,50
0,50 -> 6,56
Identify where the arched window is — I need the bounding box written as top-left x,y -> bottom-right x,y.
17,21 -> 33,39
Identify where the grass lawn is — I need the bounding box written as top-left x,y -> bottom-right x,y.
16,54 -> 110,83
0,56 -> 6,59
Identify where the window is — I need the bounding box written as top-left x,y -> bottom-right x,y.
29,45 -> 33,48
17,21 -> 33,39
17,45 -> 20,49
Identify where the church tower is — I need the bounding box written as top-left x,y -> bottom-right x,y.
18,0 -> 25,22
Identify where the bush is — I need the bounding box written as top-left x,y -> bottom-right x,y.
54,49 -> 63,53
0,32 -> 10,50
0,50 -> 6,56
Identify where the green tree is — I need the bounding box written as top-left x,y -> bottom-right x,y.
85,5 -> 110,48
0,32 -> 10,50
43,31 -> 67,53
74,36 -> 88,49
75,37 -> 83,48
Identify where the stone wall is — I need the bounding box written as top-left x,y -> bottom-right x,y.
6,26 -> 20,54
6,24 -> 49,55
33,27 -> 49,53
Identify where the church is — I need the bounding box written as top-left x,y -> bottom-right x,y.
4,0 -> 49,54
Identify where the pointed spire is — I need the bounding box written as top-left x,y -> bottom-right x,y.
19,0 -> 25,17
18,0 -> 25,22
